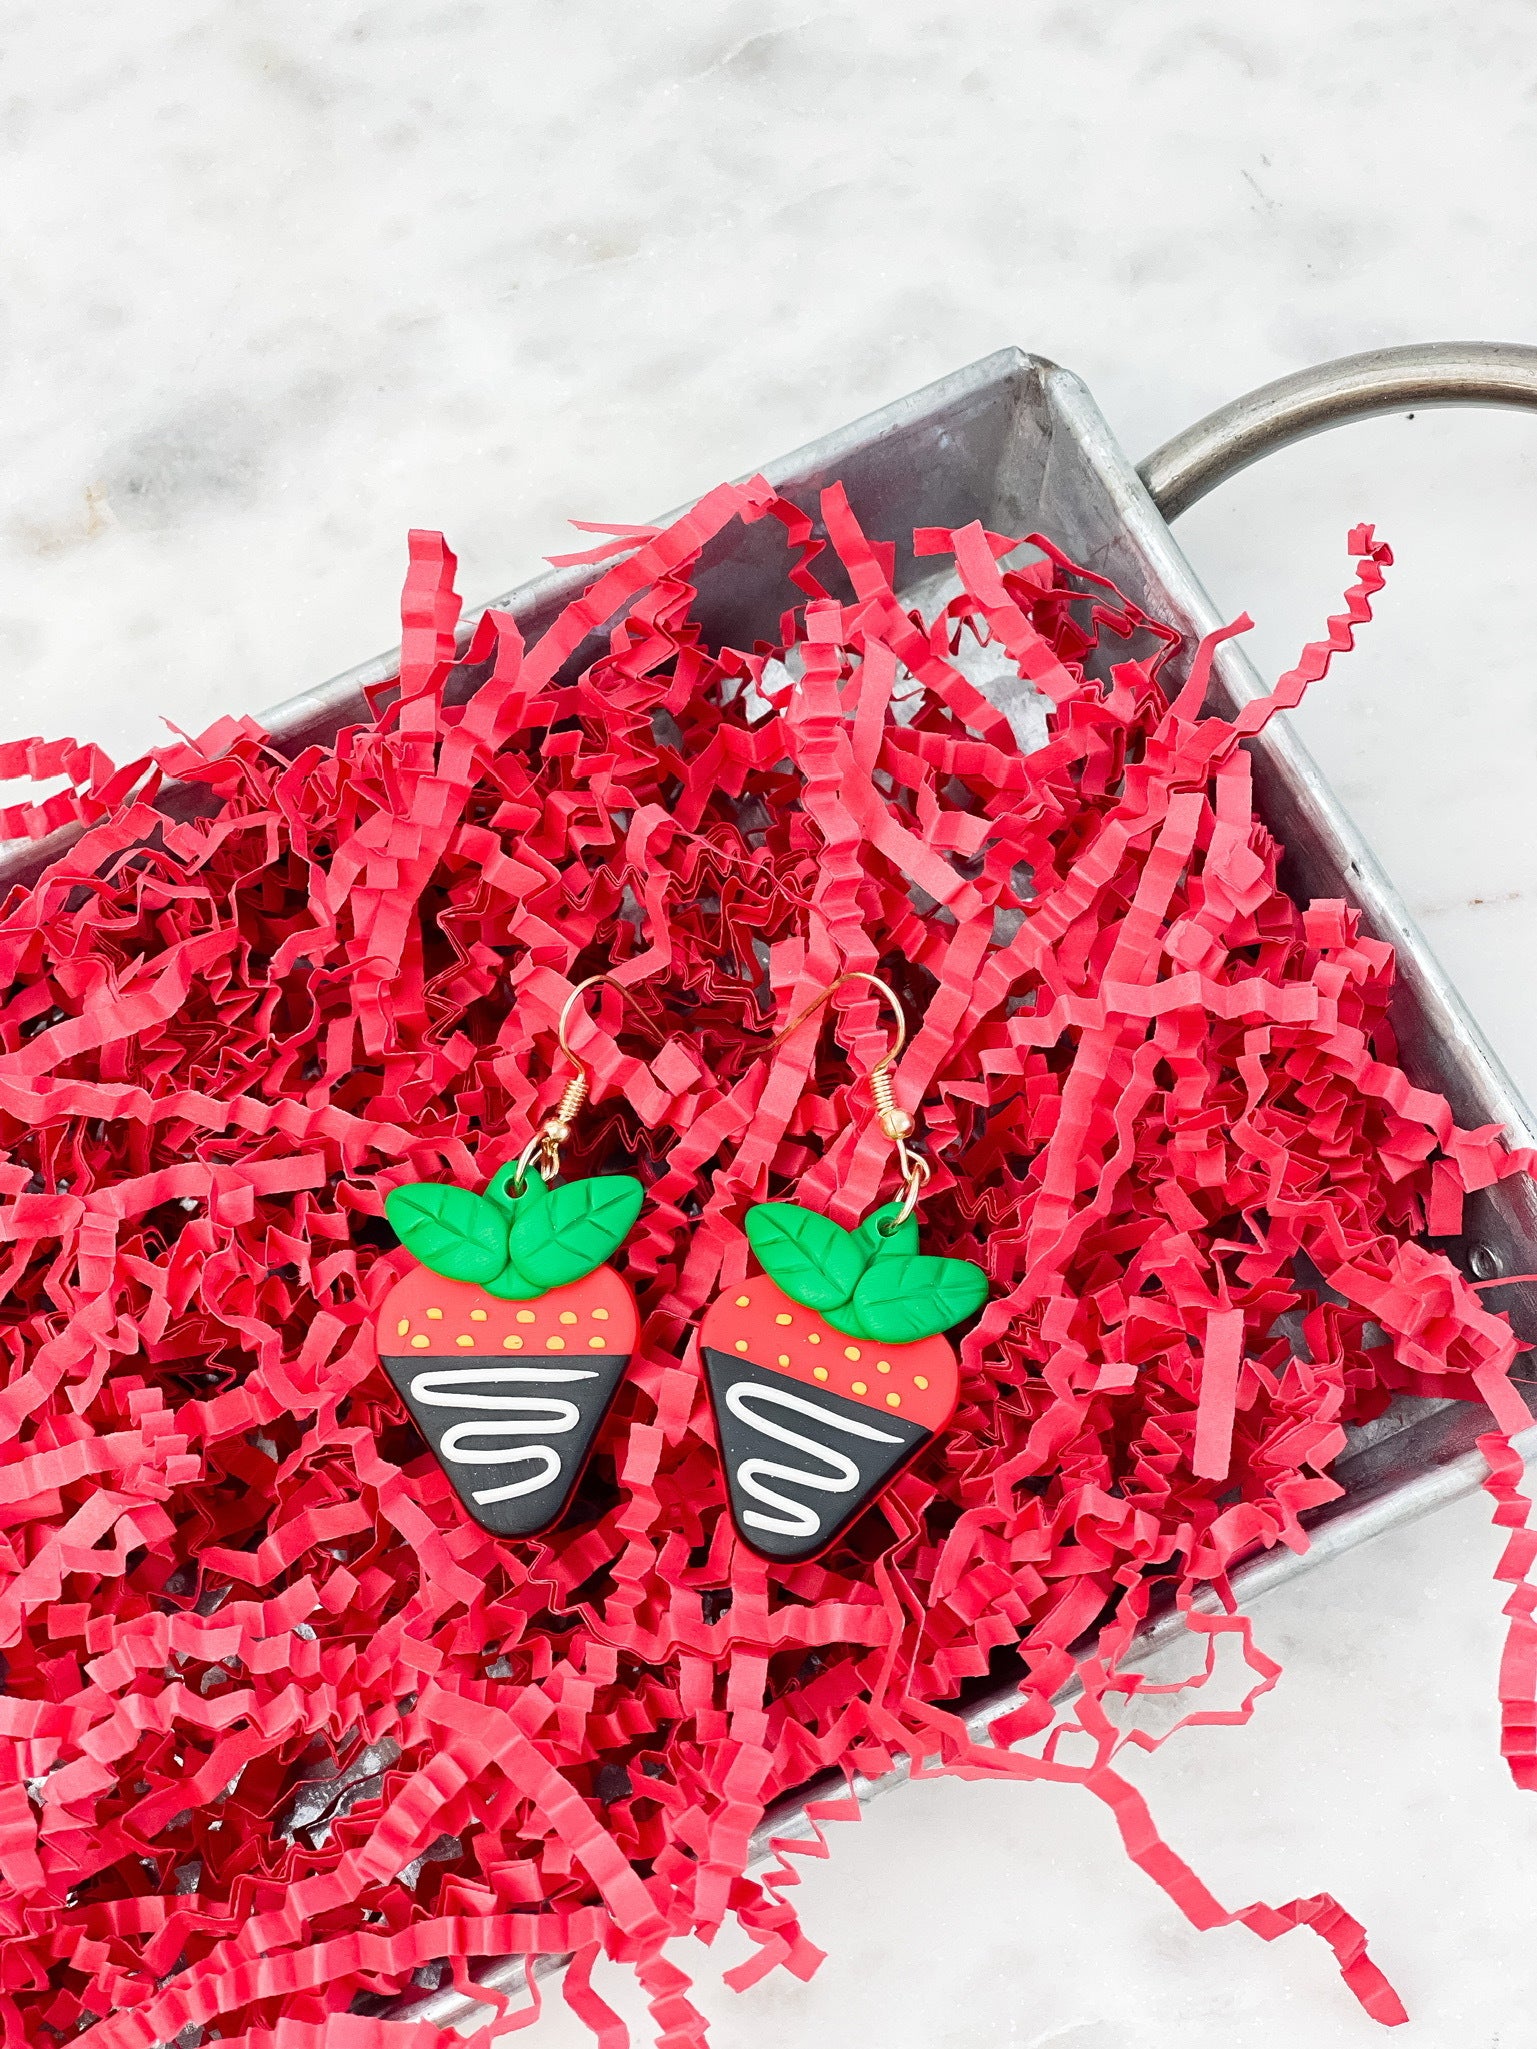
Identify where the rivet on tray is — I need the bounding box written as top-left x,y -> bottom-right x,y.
1468,1243 -> 1502,1281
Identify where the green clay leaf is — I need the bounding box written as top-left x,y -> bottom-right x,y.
484,1162 -> 548,1220
508,1175 -> 644,1291
851,1253 -> 989,1342
744,1203 -> 866,1311
385,1182 -> 510,1286
821,1300 -> 872,1340
854,1201 -> 919,1264
480,1262 -> 543,1300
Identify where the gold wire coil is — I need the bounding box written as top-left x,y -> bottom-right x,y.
551,1073 -> 589,1131
868,1060 -> 914,1142
514,974 -> 634,1186
774,969 -> 929,1225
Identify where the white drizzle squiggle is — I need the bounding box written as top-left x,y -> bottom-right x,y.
408,1365 -> 600,1505
723,1381 -> 903,1539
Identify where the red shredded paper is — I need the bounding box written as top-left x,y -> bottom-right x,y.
0,480 -> 1534,2047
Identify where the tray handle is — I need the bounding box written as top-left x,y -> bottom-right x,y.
1139,340 -> 1537,520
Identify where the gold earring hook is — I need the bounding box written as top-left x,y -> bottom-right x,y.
774,969 -> 932,1227
515,973 -> 637,1186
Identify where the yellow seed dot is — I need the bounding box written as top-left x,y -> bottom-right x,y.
914,1375 -> 929,1391
844,1346 -> 861,1361
775,1312 -> 792,1326
734,1339 -> 749,1352
396,1318 -> 410,1336
807,1333 -> 821,1345
589,1335 -> 605,1349
886,1392 -> 901,1408
426,1308 -> 443,1321
547,1336 -> 565,1351
778,1353 -> 791,1366
813,1366 -> 829,1381
470,1309 -> 487,1322
456,1334 -> 474,1348
735,1294 -> 751,1308
877,1360 -> 891,1373
411,1334 -> 430,1349
503,1335 -> 523,1350
851,1381 -> 867,1396
592,1307 -> 610,1321
516,1310 -> 536,1324
559,1310 -> 578,1325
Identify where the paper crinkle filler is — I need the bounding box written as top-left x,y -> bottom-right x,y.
0,478 -> 1534,2044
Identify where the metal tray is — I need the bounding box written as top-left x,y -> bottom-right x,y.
390,346 -> 1537,2030
11,347 -> 1535,2031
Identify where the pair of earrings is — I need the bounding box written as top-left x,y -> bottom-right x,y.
372,972 -> 987,1564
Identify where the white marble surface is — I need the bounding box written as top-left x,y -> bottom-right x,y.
7,4 -> 1537,2042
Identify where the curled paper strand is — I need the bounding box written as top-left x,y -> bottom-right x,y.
0,495 -> 1527,2045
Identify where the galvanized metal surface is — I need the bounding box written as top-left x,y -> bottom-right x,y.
1137,339 -> 1537,522
10,347 -> 1527,2032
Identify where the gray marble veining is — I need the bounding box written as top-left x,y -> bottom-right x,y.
4,6 -> 1537,2041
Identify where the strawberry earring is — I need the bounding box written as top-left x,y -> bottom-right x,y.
374,976 -> 644,1539
700,973 -> 987,1563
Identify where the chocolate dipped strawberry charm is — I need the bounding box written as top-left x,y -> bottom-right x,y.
701,1200 -> 987,1562
376,1164 -> 643,1539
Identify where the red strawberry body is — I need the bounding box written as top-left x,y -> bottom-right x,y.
375,1261 -> 638,1538
700,1276 -> 959,1562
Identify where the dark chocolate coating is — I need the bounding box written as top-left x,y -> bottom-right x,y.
379,1351 -> 630,1538
704,1347 -> 928,1562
